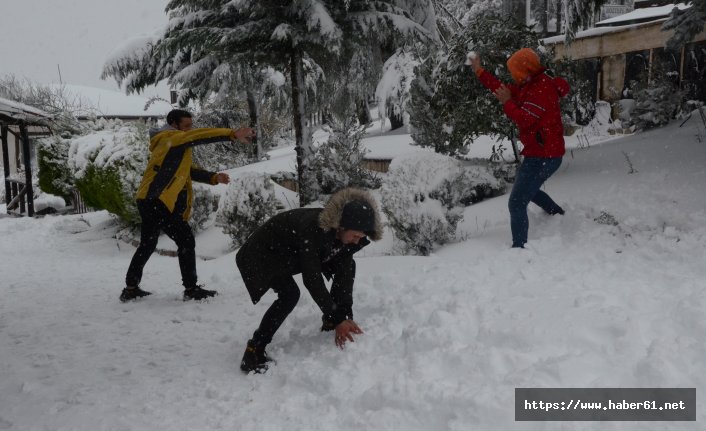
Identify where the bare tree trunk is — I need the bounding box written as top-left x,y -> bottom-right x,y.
356,97 -> 372,125
246,88 -> 263,160
542,0 -> 549,37
290,47 -> 318,206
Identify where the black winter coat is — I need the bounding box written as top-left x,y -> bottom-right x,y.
236,208 -> 369,325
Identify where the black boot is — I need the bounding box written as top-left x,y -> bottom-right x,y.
120,286 -> 152,302
240,340 -> 273,374
183,285 -> 218,301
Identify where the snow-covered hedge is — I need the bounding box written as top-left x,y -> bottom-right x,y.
630,85 -> 684,130
313,118 -> 381,194
382,153 -> 505,255
68,119 -> 149,224
189,185 -> 220,233
37,135 -> 75,201
216,173 -> 280,249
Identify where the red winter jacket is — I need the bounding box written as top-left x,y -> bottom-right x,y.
477,68 -> 570,158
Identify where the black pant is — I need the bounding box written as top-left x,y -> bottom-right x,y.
125,199 -> 197,289
250,260 -> 356,347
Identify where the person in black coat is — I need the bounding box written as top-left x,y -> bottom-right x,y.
236,188 -> 383,373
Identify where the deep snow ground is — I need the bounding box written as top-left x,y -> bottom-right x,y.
1,118 -> 705,431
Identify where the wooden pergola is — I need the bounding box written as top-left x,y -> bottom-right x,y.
0,97 -> 51,217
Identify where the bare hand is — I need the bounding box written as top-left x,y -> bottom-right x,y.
335,320 -> 363,349
214,172 -> 230,184
232,127 -> 256,144
494,85 -> 512,104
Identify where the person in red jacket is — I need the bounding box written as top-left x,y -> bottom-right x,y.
469,48 -> 569,248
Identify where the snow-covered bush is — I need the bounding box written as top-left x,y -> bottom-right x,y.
382,153 -> 505,255
189,185 -> 220,233
313,118 -> 381,195
630,57 -> 685,130
37,135 -> 75,201
216,173 -> 280,249
68,119 -> 149,224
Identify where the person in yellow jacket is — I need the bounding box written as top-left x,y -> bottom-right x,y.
121,109 -> 255,302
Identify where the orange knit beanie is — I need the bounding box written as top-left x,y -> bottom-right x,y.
507,48 -> 543,84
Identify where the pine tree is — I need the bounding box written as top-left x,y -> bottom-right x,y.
103,0 -> 431,206
663,0 -> 706,51
562,0 -> 609,42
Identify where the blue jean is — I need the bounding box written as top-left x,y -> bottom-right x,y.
508,157 -> 564,248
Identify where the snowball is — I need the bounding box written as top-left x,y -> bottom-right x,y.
465,51 -> 478,66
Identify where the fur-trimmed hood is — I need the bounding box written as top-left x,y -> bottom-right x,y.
319,188 -> 383,241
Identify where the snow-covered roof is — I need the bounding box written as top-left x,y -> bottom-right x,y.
0,96 -> 51,124
596,3 -> 689,27
55,84 -> 173,119
543,23 -> 645,45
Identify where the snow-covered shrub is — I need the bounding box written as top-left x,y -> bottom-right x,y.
630,82 -> 684,130
37,135 -> 75,201
629,55 -> 685,130
189,185 -> 220,233
68,119 -> 149,224
382,153 -> 505,255
313,118 -> 381,194
216,173 -> 280,249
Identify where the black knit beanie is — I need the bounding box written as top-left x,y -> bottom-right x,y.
339,200 -> 375,233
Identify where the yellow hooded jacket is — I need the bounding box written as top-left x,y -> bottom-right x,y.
135,125 -> 234,221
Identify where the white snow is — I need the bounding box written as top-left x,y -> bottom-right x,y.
596,3 -> 689,27
271,23 -> 293,41
67,123 -> 141,178
305,0 -> 342,42
543,24 -> 639,44
465,51 -> 478,65
33,192 -> 67,213
375,51 -> 419,128
103,33 -> 161,75
2,117 -> 706,430
0,96 -> 51,121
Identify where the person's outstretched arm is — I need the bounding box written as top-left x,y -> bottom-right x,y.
469,54 -> 519,95
167,127 -> 256,149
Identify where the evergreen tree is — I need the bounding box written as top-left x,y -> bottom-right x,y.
562,0 -> 609,42
663,0 -> 706,51
103,0 -> 431,206
408,14 -> 539,156
629,55 -> 685,130
313,117 -> 381,194
375,49 -> 419,130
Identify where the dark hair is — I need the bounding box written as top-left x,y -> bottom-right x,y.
166,109 -> 192,127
